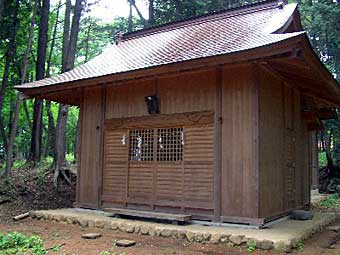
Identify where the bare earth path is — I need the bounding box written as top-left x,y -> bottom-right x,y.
1,218 -> 340,255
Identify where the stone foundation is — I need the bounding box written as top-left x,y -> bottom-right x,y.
29,209 -> 336,252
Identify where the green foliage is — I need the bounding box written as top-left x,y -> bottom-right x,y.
0,232 -> 46,255
153,0 -> 259,24
318,194 -> 340,208
319,151 -> 327,168
299,0 -> 340,168
246,239 -> 257,253
296,241 -> 304,251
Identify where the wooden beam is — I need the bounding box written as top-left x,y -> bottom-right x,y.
259,62 -> 339,106
103,208 -> 192,222
75,88 -> 84,205
104,111 -> 214,130
213,66 -> 222,222
97,87 -> 106,208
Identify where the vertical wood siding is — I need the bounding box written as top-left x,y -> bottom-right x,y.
258,67 -> 311,218
105,70 -> 216,119
103,69 -> 216,216
258,68 -> 285,216
158,70 -> 216,114
221,65 -> 259,219
78,87 -> 103,207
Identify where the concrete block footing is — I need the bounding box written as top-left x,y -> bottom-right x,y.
29,209 -> 336,251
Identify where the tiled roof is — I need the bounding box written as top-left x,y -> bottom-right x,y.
18,1 -> 303,89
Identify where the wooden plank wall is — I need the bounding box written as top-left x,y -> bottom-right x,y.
77,64 -> 311,221
102,69 -> 216,217
101,122 -> 215,217
102,129 -> 128,203
77,87 -> 104,208
258,68 -> 285,217
221,65 -> 260,219
258,67 -> 311,219
105,69 -> 216,119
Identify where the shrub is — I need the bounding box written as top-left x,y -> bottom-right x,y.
0,232 -> 46,255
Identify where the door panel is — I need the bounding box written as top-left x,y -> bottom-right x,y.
102,117 -> 215,214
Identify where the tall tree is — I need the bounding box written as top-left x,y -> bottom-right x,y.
4,0 -> 39,176
128,0 -> 133,32
148,0 -> 155,26
0,0 -> 20,155
54,0 -> 85,186
44,0 -> 62,158
30,0 -> 50,163
0,0 -> 4,24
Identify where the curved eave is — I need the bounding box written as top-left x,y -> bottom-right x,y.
301,35 -> 340,104
263,34 -> 340,106
18,34 -> 306,106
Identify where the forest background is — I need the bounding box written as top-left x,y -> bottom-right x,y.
0,0 -> 339,180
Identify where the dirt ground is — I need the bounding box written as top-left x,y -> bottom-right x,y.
0,166 -> 76,223
1,168 -> 340,254
1,217 -> 340,255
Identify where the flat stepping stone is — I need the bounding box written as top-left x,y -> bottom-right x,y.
115,239 -> 136,247
82,233 -> 102,239
328,226 -> 340,232
290,210 -> 314,220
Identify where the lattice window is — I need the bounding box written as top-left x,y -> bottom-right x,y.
129,129 -> 154,161
157,127 -> 184,162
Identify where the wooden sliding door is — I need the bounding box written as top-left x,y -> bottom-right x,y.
102,112 -> 215,217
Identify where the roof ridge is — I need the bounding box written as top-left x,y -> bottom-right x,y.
122,0 -> 284,41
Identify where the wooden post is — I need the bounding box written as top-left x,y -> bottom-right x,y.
97,86 -> 106,208
74,88 -> 84,207
310,131 -> 319,190
213,66 -> 223,222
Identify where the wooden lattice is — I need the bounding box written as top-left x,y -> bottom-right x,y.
129,127 -> 184,162
129,129 -> 154,161
157,127 -> 184,162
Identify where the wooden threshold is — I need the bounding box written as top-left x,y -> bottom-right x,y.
103,208 -> 192,223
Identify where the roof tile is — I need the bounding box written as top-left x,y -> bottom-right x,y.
18,2 -> 303,89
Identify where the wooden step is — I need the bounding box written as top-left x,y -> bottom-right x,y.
103,208 -> 192,223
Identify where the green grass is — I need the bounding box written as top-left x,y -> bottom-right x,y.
318,194 -> 340,209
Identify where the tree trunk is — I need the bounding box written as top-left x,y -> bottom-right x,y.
128,1 -> 133,32
53,0 -> 71,176
0,0 -> 4,24
129,0 -> 146,26
30,0 -> 50,164
43,1 -> 61,158
173,0 -> 183,20
64,0 -> 83,72
23,99 -> 31,132
72,15 -> 90,161
54,0 -> 84,186
0,0 -> 19,156
46,0 -> 62,77
54,104 -> 69,167
61,0 -> 71,71
148,0 -> 155,26
4,0 -> 38,176
324,130 -> 334,169
73,111 -> 80,162
44,100 -> 56,157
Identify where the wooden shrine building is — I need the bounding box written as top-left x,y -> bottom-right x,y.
17,0 -> 340,225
